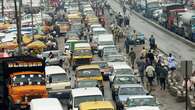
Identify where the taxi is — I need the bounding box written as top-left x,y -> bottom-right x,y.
72,43 -> 93,70
79,101 -> 115,110
75,65 -> 104,93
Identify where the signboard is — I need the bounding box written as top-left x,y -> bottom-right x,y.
181,60 -> 193,78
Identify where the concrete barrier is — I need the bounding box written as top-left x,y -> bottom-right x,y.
131,10 -> 195,48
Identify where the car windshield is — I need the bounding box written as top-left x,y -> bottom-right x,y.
92,62 -> 108,69
93,30 -> 106,36
119,87 -> 146,95
113,76 -> 137,84
127,98 -> 157,107
106,56 -> 125,62
12,74 -> 45,86
74,95 -> 103,107
78,69 -> 101,77
99,41 -> 113,45
77,80 -> 98,87
115,69 -> 133,74
74,49 -> 92,56
103,47 -> 117,52
49,73 -> 68,83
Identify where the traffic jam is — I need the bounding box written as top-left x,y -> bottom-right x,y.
1,0 -> 195,110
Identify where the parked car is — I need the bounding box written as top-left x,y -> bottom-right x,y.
115,84 -> 148,110
30,98 -> 63,110
124,95 -> 160,110
68,87 -> 104,110
79,101 -> 115,110
110,74 -> 138,100
45,66 -> 71,91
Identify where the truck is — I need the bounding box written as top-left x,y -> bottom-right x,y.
0,56 -> 48,110
180,11 -> 195,42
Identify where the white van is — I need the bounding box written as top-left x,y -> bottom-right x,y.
68,87 -> 104,110
97,34 -> 114,56
30,98 -> 63,110
45,66 -> 71,91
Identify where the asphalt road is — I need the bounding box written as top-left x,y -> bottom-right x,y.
109,0 -> 195,71
106,0 -> 186,110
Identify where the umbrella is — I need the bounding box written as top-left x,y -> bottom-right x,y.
23,35 -> 32,44
26,40 -> 46,49
0,41 -> 18,50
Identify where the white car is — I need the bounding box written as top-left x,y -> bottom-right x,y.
124,95 -> 160,110
45,66 -> 71,91
97,34 -> 115,56
109,63 -> 133,81
68,87 -> 104,110
30,98 -> 63,110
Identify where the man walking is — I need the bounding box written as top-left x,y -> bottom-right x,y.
145,64 -> 155,91
136,56 -> 145,84
129,48 -> 136,69
149,35 -> 156,49
159,65 -> 168,90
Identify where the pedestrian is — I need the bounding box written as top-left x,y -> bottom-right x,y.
149,35 -> 156,50
159,65 -> 168,90
146,50 -> 154,64
123,6 -> 126,15
131,30 -> 137,46
168,58 -> 176,76
124,37 -> 129,54
129,48 -> 136,69
136,56 -> 145,84
140,47 -> 147,58
145,64 -> 155,90
155,61 -> 161,85
167,53 -> 174,63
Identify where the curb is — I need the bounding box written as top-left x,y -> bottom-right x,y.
131,10 -> 195,48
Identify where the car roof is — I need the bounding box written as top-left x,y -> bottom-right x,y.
98,34 -> 113,41
112,63 -> 132,69
115,74 -> 135,77
79,101 -> 114,109
45,66 -> 66,75
76,64 -> 100,70
119,84 -> 143,88
30,98 -> 63,110
91,24 -> 102,27
71,87 -> 102,97
92,27 -> 106,31
128,95 -> 154,99
75,43 -> 91,48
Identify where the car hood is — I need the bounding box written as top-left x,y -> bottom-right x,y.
126,106 -> 160,110
98,45 -> 114,50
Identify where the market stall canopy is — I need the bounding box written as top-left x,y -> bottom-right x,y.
0,41 -> 18,50
26,40 -> 46,49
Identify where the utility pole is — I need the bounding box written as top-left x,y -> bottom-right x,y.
1,0 -> 4,18
30,0 -> 34,40
14,0 -> 22,55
